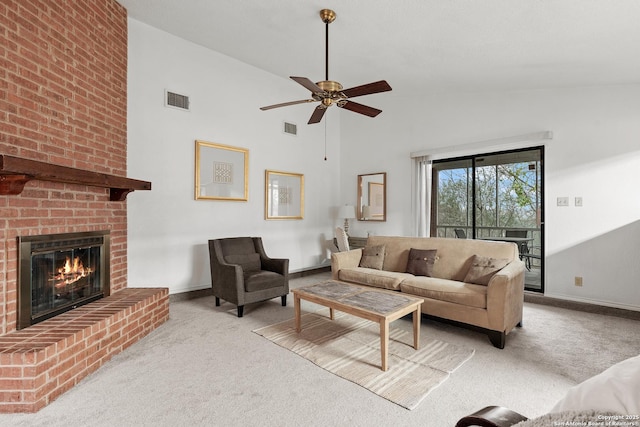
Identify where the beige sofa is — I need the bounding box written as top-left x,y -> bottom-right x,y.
331,235 -> 526,348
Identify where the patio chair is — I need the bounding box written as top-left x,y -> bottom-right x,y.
454,228 -> 467,239
505,229 -> 535,269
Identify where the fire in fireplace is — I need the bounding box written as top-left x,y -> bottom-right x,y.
17,231 -> 110,329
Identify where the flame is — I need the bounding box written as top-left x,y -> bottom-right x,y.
52,256 -> 93,288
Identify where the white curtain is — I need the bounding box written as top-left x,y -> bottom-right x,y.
414,156 -> 431,237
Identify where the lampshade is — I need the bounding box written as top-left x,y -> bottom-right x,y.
338,205 -> 356,219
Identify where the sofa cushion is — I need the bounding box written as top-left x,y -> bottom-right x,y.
359,245 -> 386,270
400,277 -> 488,309
338,267 -> 413,290
463,255 -> 509,285
405,248 -> 437,277
225,253 -> 261,272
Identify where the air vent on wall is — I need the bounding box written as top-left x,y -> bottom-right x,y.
165,90 -> 190,111
283,121 -> 297,136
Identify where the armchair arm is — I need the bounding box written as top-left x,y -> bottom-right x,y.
261,257 -> 289,277
252,237 -> 289,277
486,259 -> 526,331
331,249 -> 363,280
209,240 -> 247,305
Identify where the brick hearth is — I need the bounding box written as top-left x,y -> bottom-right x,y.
0,288 -> 169,413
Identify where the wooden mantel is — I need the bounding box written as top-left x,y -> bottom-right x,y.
0,155 -> 151,201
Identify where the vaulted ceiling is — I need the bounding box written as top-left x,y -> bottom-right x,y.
117,0 -> 640,95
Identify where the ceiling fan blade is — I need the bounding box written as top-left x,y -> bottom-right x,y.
338,100 -> 382,117
291,76 -> 326,95
260,99 -> 317,111
308,105 -> 327,124
341,80 -> 392,98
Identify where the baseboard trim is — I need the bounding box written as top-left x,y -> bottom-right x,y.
170,287 -> 212,302
289,265 -> 331,279
524,292 -> 640,320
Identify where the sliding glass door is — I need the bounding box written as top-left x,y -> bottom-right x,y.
430,147 -> 544,292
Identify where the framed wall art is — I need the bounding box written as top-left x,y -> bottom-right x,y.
265,170 -> 304,220
195,140 -> 248,201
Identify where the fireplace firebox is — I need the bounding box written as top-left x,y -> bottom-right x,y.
17,231 -> 110,329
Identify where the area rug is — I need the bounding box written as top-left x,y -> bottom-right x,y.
253,310 -> 474,410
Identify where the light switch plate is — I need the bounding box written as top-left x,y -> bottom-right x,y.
557,197 -> 569,207
575,197 -> 583,207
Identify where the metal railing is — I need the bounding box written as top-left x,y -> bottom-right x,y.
436,225 -> 542,268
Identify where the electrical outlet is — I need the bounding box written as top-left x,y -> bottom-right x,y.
574,276 -> 583,287
557,197 -> 569,207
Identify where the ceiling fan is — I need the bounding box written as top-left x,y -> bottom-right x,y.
260,9 -> 392,125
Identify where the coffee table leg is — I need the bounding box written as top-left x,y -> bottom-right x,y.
294,295 -> 301,332
413,304 -> 421,350
380,319 -> 389,371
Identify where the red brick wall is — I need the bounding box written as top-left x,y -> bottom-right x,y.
0,0 -> 129,334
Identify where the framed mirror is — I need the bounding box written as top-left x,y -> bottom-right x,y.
357,172 -> 386,221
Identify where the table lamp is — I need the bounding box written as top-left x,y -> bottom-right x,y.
338,205 -> 356,235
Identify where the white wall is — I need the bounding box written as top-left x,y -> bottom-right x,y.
126,18 -> 640,310
126,19 -> 342,294
341,85 -> 640,310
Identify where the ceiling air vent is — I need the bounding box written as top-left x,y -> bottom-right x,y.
165,90 -> 190,111
283,122 -> 297,136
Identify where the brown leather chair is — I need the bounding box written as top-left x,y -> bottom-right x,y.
455,406 -> 528,427
208,237 -> 289,317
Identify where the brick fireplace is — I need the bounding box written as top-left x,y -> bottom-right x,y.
0,0 -> 168,412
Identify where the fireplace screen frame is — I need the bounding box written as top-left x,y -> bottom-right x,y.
17,230 -> 111,329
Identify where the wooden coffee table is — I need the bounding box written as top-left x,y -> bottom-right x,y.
292,280 -> 424,371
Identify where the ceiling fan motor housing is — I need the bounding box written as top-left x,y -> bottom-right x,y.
316,80 -> 343,92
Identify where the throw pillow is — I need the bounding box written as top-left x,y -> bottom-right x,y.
224,253 -> 261,272
463,255 -> 509,285
405,248 -> 437,277
359,245 -> 385,270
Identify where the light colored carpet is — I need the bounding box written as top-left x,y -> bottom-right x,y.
0,272 -> 638,426
253,310 -> 474,409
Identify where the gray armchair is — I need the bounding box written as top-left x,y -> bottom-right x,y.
208,237 -> 289,317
